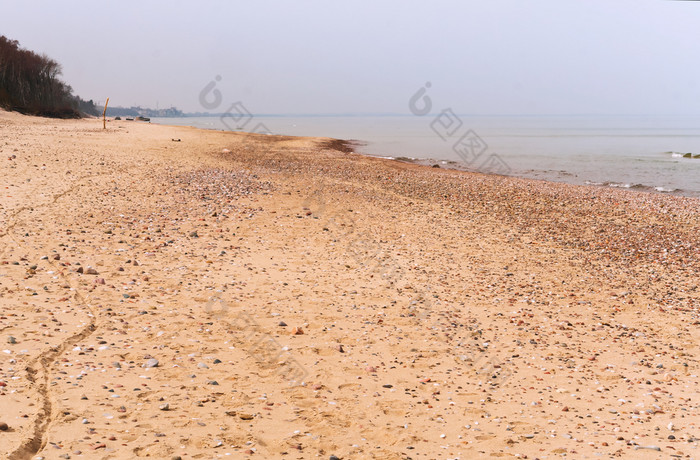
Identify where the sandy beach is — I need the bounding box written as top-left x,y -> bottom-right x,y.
1,110 -> 698,459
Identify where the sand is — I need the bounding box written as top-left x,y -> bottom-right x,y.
0,109 -> 698,459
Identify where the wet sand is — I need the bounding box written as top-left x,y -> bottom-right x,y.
1,110 -> 698,459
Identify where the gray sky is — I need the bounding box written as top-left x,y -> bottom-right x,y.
2,0 -> 699,115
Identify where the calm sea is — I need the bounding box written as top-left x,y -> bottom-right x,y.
152,115 -> 700,197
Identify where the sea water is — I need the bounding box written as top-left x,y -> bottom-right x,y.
151,115 -> 700,197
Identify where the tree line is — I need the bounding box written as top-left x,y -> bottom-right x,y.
0,35 -> 98,118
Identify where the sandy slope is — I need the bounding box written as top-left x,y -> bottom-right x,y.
0,110 -> 698,459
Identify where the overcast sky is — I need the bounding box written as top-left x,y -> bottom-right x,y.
2,0 -> 699,115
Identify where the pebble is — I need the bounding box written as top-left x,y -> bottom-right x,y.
634,446 -> 661,451
159,403 -> 170,411
0,422 -> 8,431
7,336 -> 16,344
143,358 -> 159,368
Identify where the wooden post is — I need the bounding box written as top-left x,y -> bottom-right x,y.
102,97 -> 110,129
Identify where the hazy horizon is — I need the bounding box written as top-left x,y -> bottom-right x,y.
3,0 -> 700,116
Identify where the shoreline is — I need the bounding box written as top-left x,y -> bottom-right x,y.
1,111 -> 698,459
380,155 -> 700,198
149,116 -> 700,199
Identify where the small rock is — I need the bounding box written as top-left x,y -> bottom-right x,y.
293,327 -> 304,335
7,336 -> 16,344
86,267 -> 98,275
0,422 -> 8,431
143,358 -> 159,368
159,403 -> 170,411
207,380 -> 219,385
278,321 -> 287,327
197,362 -> 209,369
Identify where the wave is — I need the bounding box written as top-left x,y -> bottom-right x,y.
585,180 -> 679,194
666,151 -> 700,159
